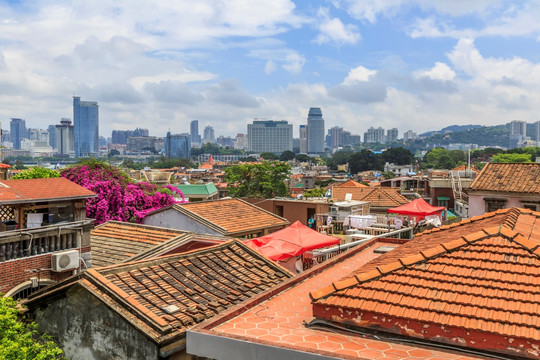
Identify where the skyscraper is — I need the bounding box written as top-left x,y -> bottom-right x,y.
306,107 -> 324,153
190,120 -> 201,145
364,127 -> 385,143
328,126 -> 343,148
386,128 -> 399,142
73,96 -> 99,157
247,120 -> 292,153
535,121 -> 540,142
48,125 -> 57,149
299,125 -> 307,154
56,118 -> 74,156
164,132 -> 191,159
10,118 -> 26,149
203,126 -> 215,144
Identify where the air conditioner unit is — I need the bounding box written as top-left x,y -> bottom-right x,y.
51,250 -> 80,272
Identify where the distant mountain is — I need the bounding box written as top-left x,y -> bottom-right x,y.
420,124 -> 483,137
419,124 -> 509,147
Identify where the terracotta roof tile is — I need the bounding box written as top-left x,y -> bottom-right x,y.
469,162 -> 540,194
174,198 -> 289,235
336,180 -> 367,188
332,186 -> 408,207
0,177 -> 95,203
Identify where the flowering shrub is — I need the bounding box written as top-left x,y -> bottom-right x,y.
61,162 -> 185,224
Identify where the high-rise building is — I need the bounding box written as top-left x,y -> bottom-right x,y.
203,126 -> 215,144
306,107 -> 324,153
535,121 -> 540,142
10,118 -> 26,149
190,120 -> 201,145
386,128 -> 399,142
111,128 -> 149,145
164,132 -> 191,159
48,125 -> 57,149
364,127 -> 385,143
328,126 -> 343,148
234,133 -> 248,150
56,118 -> 75,156
73,96 -> 99,157
247,120 -> 292,153
299,125 -> 307,154
403,130 -> 417,141
509,120 -> 528,149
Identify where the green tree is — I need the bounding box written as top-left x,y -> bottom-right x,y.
349,150 -> 384,174
424,148 -> 458,169
108,149 -> 120,157
326,151 -> 351,170
295,154 -> 312,163
303,188 -> 326,197
260,152 -> 278,160
15,160 -> 25,170
225,161 -> 291,198
491,153 -> 533,163
11,167 -> 60,179
0,296 -> 64,359
279,150 -> 295,161
382,147 -> 414,165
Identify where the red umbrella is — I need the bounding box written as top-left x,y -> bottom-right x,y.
244,221 -> 340,261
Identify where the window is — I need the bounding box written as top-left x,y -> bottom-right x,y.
521,202 -> 540,211
484,198 -> 507,213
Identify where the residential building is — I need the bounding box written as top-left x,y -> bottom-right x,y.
9,118 -> 26,149
111,128 -> 149,145
386,127 -> 398,142
190,120 -> 201,145
509,120 -> 528,148
234,133 -> 247,150
0,178 -> 95,298
126,136 -> 158,152
247,120 -> 292,153
341,130 -> 361,146
202,126 -> 215,144
403,129 -> 417,141
535,120 -> 540,142
306,107 -> 324,153
55,118 -> 74,156
27,240 -> 292,360
331,185 -> 409,213
73,96 -> 99,157
299,124 -> 307,153
47,124 -> 57,149
468,162 -> 540,216
328,126 -> 343,148
143,198 -> 289,238
173,183 -> 219,202
216,135 -> 234,148
425,168 -> 476,212
244,198 -> 330,227
364,126 -> 385,143
164,132 -> 191,159
383,162 -> 414,177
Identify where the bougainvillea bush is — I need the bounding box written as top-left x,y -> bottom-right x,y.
61,161 -> 185,225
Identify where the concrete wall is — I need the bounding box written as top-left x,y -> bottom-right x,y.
143,208 -> 222,236
33,284 -> 158,360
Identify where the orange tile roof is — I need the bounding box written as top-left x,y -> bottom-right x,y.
28,240 -> 292,346
0,177 -> 96,204
469,162 -> 540,194
174,198 -> 289,235
336,180 -> 367,187
190,238 -> 484,360
332,186 -> 408,207
311,216 -> 540,358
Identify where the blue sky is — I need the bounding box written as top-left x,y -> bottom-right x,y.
1,0 -> 540,139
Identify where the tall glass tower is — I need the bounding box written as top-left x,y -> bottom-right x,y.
307,107 -> 324,153
73,97 -> 99,157
10,118 -> 27,150
190,120 -> 201,145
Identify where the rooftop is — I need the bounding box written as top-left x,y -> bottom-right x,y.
173,183 -> 218,196
469,162 -> 540,194
332,186 -> 409,208
0,177 -> 96,204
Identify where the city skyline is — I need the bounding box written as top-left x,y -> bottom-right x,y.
1,1 -> 540,138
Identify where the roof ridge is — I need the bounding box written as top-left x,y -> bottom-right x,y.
310,226 -> 538,302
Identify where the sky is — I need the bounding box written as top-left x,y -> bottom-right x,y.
1,0 -> 540,139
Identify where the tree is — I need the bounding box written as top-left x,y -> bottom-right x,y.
108,149 -> 120,157
326,151 -> 351,170
279,150 -> 295,161
491,153 -> 533,163
11,167 -> 60,179
15,160 -> 25,170
260,152 -> 278,160
349,150 -> 384,174
225,161 -> 291,198
303,188 -> 326,197
61,160 -> 185,224
0,296 -> 64,359
424,148 -> 462,169
382,147 -> 414,165
295,154 -> 312,163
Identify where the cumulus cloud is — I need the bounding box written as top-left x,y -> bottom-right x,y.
205,79 -> 260,108
329,65 -> 387,103
314,7 -> 360,45
143,81 -> 203,104
414,62 -> 456,81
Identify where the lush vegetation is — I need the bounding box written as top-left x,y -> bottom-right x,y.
303,188 -> 326,197
225,161 -> 291,198
0,296 -> 64,359
61,160 -> 185,224
10,167 -> 60,180
491,153 -> 533,163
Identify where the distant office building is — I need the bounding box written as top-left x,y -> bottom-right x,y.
203,126 -> 215,144
364,127 -> 385,143
164,132 -> 191,159
299,125 -> 307,154
403,130 -> 417,141
306,107 -> 324,153
190,120 -> 201,145
127,136 -> 158,152
328,126 -> 343,148
234,133 -> 248,150
535,121 -> 540,142
341,131 -> 361,146
386,128 -> 399,142
509,120 -> 527,149
48,125 -> 57,149
217,136 -> 234,148
111,128 -> 149,145
28,128 -> 49,143
247,120 -> 292,153
56,119 -> 75,156
73,96 -> 99,157
10,118 -> 26,149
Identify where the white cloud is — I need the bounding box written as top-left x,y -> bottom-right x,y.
265,60 -> 276,75
344,65 -> 377,83
314,7 -> 360,45
414,62 -> 456,81
282,52 -> 306,73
